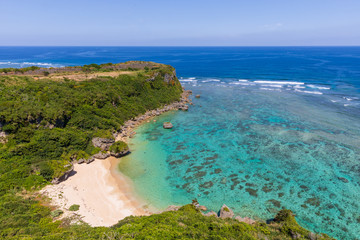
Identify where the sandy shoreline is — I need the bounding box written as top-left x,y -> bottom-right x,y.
40,157 -> 148,227
40,90 -> 192,226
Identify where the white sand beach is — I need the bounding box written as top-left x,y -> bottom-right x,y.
40,157 -> 147,227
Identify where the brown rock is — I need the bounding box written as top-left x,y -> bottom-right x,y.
198,205 -> 207,211
203,211 -> 217,217
195,94 -> 201,98
163,122 -> 173,129
219,204 -> 234,219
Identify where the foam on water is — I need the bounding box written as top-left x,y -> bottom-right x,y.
121,81 -> 360,240
0,61 -> 63,68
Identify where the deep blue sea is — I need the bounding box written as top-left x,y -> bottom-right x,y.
1,47 -> 360,239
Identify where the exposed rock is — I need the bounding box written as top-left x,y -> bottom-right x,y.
92,137 -> 115,151
203,211 -> 217,217
235,216 -> 256,225
0,131 -> 7,144
198,205 -> 207,211
308,232 -> 318,240
110,149 -> 130,158
51,165 -> 74,184
164,205 -> 181,211
77,158 -> 85,164
86,156 -> 95,164
195,94 -> 201,98
290,230 -> 301,239
219,204 -> 234,219
163,122 -> 173,129
44,123 -> 55,129
178,105 -> 189,111
93,152 -> 110,159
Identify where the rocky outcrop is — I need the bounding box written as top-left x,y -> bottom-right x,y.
93,152 -> 110,159
163,122 -> 173,129
92,137 -> 115,151
219,204 -> 234,219
163,70 -> 176,84
164,205 -> 181,212
195,94 -> 201,98
115,89 -> 192,142
86,156 -> 95,164
77,158 -> 86,164
203,211 -> 218,217
51,165 -> 74,184
110,149 -> 130,158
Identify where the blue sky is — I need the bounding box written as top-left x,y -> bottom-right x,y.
1,0 -> 359,46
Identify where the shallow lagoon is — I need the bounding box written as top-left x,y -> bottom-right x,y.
120,82 -> 360,240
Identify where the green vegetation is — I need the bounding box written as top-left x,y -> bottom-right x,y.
0,66 -> 40,74
0,62 -> 184,239
50,209 -> 64,218
109,141 -> 129,154
69,204 -> 80,211
0,62 -> 334,239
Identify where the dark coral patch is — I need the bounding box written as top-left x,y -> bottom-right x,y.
245,188 -> 258,197
214,168 -> 222,174
262,186 -> 273,193
205,154 -> 218,160
169,160 -> 183,165
267,199 -> 281,208
200,181 -> 214,189
194,171 -> 206,178
305,197 -> 321,207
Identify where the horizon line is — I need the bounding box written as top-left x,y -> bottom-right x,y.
0,45 -> 360,47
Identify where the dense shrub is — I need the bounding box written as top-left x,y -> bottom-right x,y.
69,204 -> 80,211
109,141 -> 129,153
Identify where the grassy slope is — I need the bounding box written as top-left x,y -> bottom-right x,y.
0,63 -> 334,239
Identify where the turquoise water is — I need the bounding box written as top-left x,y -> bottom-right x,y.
120,83 -> 360,240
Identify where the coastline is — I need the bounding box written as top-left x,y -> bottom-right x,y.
40,157 -> 147,227
40,89 -> 192,227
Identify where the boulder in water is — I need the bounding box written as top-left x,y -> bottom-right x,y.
163,122 -> 173,129
219,204 -> 234,219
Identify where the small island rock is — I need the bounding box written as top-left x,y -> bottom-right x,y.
163,122 -> 173,129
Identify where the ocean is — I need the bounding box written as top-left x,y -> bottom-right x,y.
1,46 -> 360,239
